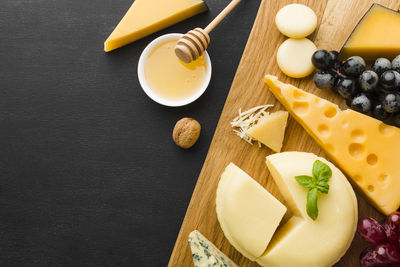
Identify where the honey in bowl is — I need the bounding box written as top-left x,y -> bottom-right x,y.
144,39 -> 208,101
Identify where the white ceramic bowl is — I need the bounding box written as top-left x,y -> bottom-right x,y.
138,33 -> 212,107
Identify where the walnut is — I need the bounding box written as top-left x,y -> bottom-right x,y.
172,118 -> 201,149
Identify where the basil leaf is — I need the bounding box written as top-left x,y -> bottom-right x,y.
317,182 -> 329,194
306,188 -> 319,220
295,175 -> 314,189
313,160 -> 332,182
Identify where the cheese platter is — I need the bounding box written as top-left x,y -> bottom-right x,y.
167,0 -> 400,266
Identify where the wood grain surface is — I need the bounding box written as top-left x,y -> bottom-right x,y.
168,0 -> 400,266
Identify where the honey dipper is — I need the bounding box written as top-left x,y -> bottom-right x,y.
175,0 -> 242,63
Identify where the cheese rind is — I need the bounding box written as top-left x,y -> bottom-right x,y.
246,111 -> 289,152
257,152 -> 358,267
188,230 -> 238,267
104,0 -> 208,52
265,75 -> 400,215
340,4 -> 400,60
216,163 -> 287,261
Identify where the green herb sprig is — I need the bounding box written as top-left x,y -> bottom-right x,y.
295,160 -> 332,220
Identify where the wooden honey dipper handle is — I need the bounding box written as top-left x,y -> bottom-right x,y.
175,0 -> 242,63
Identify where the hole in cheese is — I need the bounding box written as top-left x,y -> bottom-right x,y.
368,185 -> 375,192
367,154 -> 378,166
378,173 -> 389,183
324,106 -> 337,118
293,89 -> 310,101
349,143 -> 366,160
292,101 -> 309,115
379,123 -> 394,136
317,124 -> 330,138
354,175 -> 363,183
351,129 -> 366,142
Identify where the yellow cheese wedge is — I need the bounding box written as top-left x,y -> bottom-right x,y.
257,152 -> 357,267
265,75 -> 400,215
104,0 -> 208,52
216,163 -> 287,261
246,111 -> 289,152
340,4 -> 400,60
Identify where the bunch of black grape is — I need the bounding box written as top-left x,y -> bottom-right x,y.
312,50 -> 400,127
358,212 -> 400,267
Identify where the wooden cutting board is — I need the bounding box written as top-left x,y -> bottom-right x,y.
168,0 -> 400,266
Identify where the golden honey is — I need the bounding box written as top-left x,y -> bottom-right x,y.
144,39 -> 207,101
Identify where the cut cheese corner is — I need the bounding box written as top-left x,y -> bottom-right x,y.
340,3 -> 400,60
215,153 -> 358,267
247,110 -> 289,152
257,152 -> 358,267
264,74 -> 400,215
104,0 -> 208,52
216,163 -> 286,261
188,230 -> 238,267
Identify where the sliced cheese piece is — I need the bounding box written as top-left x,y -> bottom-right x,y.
246,111 -> 289,152
265,74 -> 400,215
188,230 -> 238,267
277,38 -> 317,78
257,152 -> 358,267
104,0 -> 208,52
340,4 -> 400,60
275,4 -> 317,38
216,163 -> 287,261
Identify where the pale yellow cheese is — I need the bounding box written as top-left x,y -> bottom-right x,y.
215,163 -> 287,261
265,75 -> 400,215
275,4 -> 317,38
277,38 -> 317,78
256,152 -> 358,267
104,0 -> 208,52
340,4 -> 400,60
246,111 -> 289,152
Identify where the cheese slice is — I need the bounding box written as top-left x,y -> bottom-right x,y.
257,152 -> 357,267
247,111 -> 289,152
215,163 -> 287,261
188,230 -> 238,267
265,75 -> 400,215
104,0 -> 208,52
340,4 -> 400,60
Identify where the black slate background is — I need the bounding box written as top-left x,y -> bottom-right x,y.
0,0 -> 259,266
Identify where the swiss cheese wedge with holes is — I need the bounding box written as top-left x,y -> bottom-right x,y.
265,75 -> 400,215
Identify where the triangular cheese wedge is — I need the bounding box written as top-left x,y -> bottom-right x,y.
104,0 -> 208,52
247,111 -> 288,152
216,163 -> 287,261
265,75 -> 400,215
188,230 -> 238,267
340,4 -> 400,59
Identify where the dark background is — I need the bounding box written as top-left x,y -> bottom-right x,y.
0,0 -> 259,266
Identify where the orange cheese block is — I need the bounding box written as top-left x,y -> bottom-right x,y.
104,0 -> 208,52
340,4 -> 400,60
265,75 -> 400,215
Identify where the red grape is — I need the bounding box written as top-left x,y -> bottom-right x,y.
385,212 -> 400,245
358,217 -> 387,245
360,244 -> 400,267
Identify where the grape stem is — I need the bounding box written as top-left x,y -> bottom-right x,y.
331,68 -> 347,79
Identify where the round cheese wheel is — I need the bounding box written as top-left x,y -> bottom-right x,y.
275,4 -> 317,38
277,38 -> 317,78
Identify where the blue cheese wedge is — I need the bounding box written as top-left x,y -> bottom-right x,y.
188,230 -> 238,267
